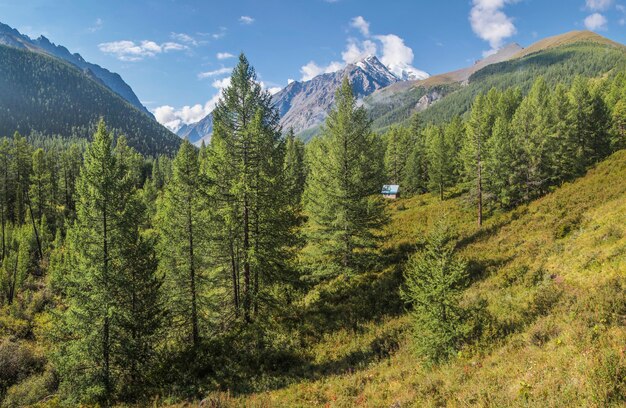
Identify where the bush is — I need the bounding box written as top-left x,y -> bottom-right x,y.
2,369 -> 57,408
0,340 -> 44,396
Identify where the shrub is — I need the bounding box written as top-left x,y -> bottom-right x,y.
2,369 -> 57,408
0,340 -> 44,396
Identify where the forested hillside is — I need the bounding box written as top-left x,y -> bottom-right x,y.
0,46 -> 624,408
0,45 -> 181,156
367,32 -> 626,131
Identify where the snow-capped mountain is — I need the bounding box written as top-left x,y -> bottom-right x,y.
0,21 -> 153,118
179,55 -> 424,144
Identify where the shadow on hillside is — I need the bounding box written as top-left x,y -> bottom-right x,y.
457,216 -> 513,249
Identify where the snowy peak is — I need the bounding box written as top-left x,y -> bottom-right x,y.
354,55 -> 397,82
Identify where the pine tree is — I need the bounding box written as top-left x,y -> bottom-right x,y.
156,140 -> 208,348
462,92 -> 495,227
444,116 -> 465,184
384,125 -> 413,184
284,128 -> 306,210
569,76 -> 611,167
510,78 -> 553,202
206,53 -> 290,322
304,77 -> 386,279
425,125 -> 453,200
401,218 -> 468,364
612,99 -> 626,151
403,113 -> 428,194
12,132 -> 32,225
549,84 -> 580,183
53,120 -> 161,404
484,117 -> 516,207
30,148 -> 54,223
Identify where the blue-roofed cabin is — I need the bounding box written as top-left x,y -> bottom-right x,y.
382,185 -> 399,199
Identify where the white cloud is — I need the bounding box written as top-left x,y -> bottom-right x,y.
375,34 -> 428,80
210,27 -> 227,39
217,52 -> 235,60
350,16 -> 370,36
469,0 -> 517,57
198,67 -> 232,79
212,77 -> 232,89
584,12 -> 608,30
99,40 -> 187,61
586,0 -> 613,10
342,38 -> 377,63
300,60 -> 344,81
299,16 -> 428,81
154,77 -> 232,132
88,18 -> 103,33
259,81 -> 282,95
239,16 -> 255,24
170,32 -> 198,46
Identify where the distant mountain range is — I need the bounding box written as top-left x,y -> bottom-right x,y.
0,22 -> 152,117
179,30 -> 626,145
178,54 -> 428,145
0,21 -> 180,156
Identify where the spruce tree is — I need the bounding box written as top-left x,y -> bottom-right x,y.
612,99 -> 626,151
426,125 -> 453,200
401,218 -> 468,364
384,125 -> 413,185
304,78 -> 385,279
462,93 -> 494,227
403,113 -> 428,194
53,120 -> 162,404
206,53 -> 290,321
156,140 -> 208,347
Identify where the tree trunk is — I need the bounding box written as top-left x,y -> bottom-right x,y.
187,189 -> 199,347
102,199 -> 111,400
477,141 -> 483,228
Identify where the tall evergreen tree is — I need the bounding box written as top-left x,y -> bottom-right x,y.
156,140 -> 208,348
462,92 -> 496,227
384,125 -> 414,185
304,78 -> 385,279
403,113 -> 428,194
53,120 -> 161,404
206,53 -> 290,322
425,125 -> 453,200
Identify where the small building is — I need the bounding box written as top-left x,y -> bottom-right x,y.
382,185 -> 400,199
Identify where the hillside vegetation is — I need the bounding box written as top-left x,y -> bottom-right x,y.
210,148 -> 626,407
367,32 -> 626,131
0,45 -> 181,156
0,46 -> 624,407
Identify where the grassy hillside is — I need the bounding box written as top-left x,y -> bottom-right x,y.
366,33 -> 626,131
196,149 -> 626,407
0,45 -> 181,156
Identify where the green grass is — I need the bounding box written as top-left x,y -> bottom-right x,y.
195,149 -> 626,407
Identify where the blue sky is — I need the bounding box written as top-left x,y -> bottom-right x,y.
1,0 -> 625,130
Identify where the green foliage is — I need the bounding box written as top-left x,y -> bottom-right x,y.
0,45 -> 180,156
303,78 -> 386,280
51,120 -> 162,404
156,140 -> 210,347
401,219 -> 469,364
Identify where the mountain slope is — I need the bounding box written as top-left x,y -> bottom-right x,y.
0,44 -> 181,156
366,31 -> 626,131
207,148 -> 626,407
0,21 -> 152,117
178,55 -> 421,144
513,30 -> 625,59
